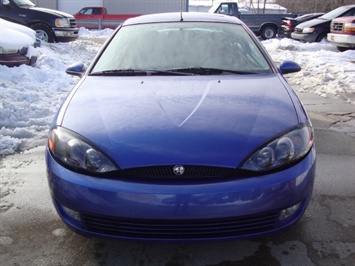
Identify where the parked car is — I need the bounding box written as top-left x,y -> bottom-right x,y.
46,12 -> 316,242
327,16 -> 355,51
0,0 -> 78,43
0,18 -> 38,67
74,6 -> 140,29
278,13 -> 324,38
291,4 -> 355,42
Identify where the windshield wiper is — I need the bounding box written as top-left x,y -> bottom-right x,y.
90,69 -> 194,76
148,70 -> 194,76
169,67 -> 257,75
91,69 -> 147,76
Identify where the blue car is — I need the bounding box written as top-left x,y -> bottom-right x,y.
46,12 -> 316,242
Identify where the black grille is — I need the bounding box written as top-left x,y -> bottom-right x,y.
81,212 -> 280,239
331,22 -> 344,32
69,18 -> 77,28
294,27 -> 302,33
120,165 -> 236,178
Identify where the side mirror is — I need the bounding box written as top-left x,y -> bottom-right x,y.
279,60 -> 301,75
66,63 -> 85,77
2,0 -> 10,6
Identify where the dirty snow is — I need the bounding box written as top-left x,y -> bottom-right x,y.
0,27 -> 354,155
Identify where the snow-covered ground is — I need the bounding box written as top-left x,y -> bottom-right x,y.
0,28 -> 354,155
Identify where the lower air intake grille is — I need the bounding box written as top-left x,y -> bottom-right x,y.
120,165 -> 236,177
81,212 -> 279,239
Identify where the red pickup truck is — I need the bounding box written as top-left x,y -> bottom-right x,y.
74,7 -> 140,29
327,16 -> 355,51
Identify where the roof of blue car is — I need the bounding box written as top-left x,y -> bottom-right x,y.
123,12 -> 243,26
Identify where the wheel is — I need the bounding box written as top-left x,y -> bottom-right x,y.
31,24 -> 55,43
337,46 -> 349,52
261,26 -> 277,40
316,33 -> 327,43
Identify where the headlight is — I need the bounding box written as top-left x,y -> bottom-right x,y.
55,18 -> 71,27
48,127 -> 118,173
240,124 -> 313,172
302,28 -> 315,34
344,22 -> 355,32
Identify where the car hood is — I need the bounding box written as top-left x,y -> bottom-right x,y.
29,7 -> 74,18
61,75 -> 299,169
296,18 -> 330,29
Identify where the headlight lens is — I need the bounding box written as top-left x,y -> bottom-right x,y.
302,28 -> 315,33
240,125 -> 313,172
48,127 -> 117,173
55,18 -> 71,27
344,22 -> 355,32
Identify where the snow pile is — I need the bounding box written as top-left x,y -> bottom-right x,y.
263,38 -> 355,101
78,27 -> 114,37
0,29 -> 354,155
0,30 -> 103,155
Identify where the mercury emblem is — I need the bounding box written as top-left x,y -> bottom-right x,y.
173,165 -> 185,175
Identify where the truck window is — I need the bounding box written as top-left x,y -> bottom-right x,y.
93,8 -> 101,15
215,4 -> 237,16
80,8 -> 93,15
12,0 -> 35,7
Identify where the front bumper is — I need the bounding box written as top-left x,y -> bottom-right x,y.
291,32 -> 318,43
0,53 -> 37,67
278,26 -> 292,38
46,147 -> 316,241
327,33 -> 355,48
53,28 -> 79,42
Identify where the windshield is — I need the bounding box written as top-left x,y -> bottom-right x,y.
91,22 -> 272,75
13,0 -> 35,7
320,6 -> 353,20
296,14 -> 314,21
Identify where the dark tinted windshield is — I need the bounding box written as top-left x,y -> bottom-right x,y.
320,6 -> 355,20
296,13 -> 322,21
92,22 -> 272,75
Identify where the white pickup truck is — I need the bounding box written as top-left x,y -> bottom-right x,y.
327,16 -> 355,51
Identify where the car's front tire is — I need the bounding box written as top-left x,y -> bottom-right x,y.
337,46 -> 350,52
31,23 -> 55,43
316,33 -> 327,42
